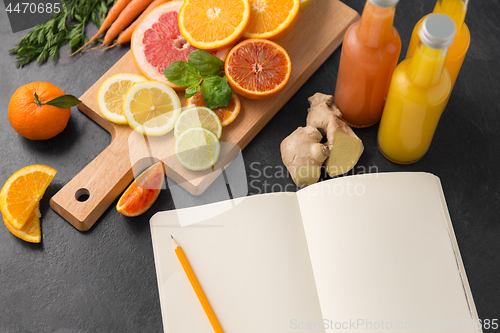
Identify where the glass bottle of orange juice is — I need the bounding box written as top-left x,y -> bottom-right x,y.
406,0 -> 470,88
378,14 -> 456,164
334,0 -> 401,128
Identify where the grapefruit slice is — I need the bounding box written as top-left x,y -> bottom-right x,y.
131,1 -> 229,91
116,161 -> 165,217
225,39 -> 292,100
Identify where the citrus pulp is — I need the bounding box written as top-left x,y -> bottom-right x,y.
117,161 -> 165,217
131,1 -> 229,90
97,73 -> 147,125
225,39 -> 292,99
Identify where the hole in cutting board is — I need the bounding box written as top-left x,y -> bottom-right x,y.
75,188 -> 90,202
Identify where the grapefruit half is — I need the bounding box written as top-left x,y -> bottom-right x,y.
131,1 -> 229,91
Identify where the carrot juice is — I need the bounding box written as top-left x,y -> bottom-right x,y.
334,0 -> 401,128
378,14 -> 456,164
406,0 -> 470,88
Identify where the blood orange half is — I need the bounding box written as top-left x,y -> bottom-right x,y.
224,39 -> 292,100
131,1 -> 229,91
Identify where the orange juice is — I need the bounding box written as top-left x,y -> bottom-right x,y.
334,0 -> 401,128
406,0 -> 470,88
378,14 -> 455,164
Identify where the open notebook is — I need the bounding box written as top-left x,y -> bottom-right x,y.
150,172 -> 481,333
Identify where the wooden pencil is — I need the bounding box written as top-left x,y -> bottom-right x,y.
171,235 -> 224,333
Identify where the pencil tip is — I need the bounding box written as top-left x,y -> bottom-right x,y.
171,235 -> 174,239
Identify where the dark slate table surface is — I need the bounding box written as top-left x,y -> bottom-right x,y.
1,0 -> 499,332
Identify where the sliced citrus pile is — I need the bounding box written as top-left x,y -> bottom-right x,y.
3,209 -> 41,243
178,0 -> 251,50
117,161 -> 165,217
174,106 -> 222,139
225,39 -> 292,100
131,1 -> 229,89
97,73 -> 147,124
186,91 -> 241,127
123,81 -> 182,136
244,0 -> 300,40
175,127 -> 221,171
0,165 -> 57,243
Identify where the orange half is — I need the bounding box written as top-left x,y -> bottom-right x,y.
186,91 -> 241,126
225,39 -> 292,100
179,0 -> 251,50
244,0 -> 300,40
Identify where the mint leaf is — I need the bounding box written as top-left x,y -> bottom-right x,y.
185,84 -> 201,99
201,76 -> 232,109
43,95 -> 81,108
164,61 -> 200,86
188,50 -> 224,76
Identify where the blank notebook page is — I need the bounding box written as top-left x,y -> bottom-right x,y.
150,193 -> 324,333
297,172 -> 475,332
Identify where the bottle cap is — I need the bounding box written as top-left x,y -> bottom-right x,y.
419,13 -> 456,49
368,0 -> 399,7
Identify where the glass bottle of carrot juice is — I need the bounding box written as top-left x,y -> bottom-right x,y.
334,0 -> 401,128
377,14 -> 456,164
406,0 -> 469,89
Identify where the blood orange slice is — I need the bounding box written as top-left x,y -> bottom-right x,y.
186,91 -> 241,127
225,39 -> 292,100
116,161 -> 165,217
131,1 -> 229,91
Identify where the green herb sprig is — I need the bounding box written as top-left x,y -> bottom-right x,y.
9,0 -> 115,68
164,50 -> 232,109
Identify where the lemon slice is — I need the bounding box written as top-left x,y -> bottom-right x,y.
123,81 -> 182,136
175,127 -> 221,171
174,106 -> 222,139
97,73 -> 147,124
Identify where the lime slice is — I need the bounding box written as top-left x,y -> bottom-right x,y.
175,127 -> 221,171
174,106 -> 222,139
123,81 -> 182,136
97,73 -> 147,124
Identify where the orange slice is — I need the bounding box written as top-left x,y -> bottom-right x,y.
225,39 -> 292,100
3,210 -> 41,243
117,161 -> 165,217
186,91 -> 241,127
0,165 -> 56,231
178,0 -> 251,50
244,0 -> 300,40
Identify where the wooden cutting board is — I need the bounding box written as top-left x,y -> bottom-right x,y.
50,0 -> 359,231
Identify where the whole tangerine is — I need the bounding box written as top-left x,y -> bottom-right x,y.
8,82 -> 71,140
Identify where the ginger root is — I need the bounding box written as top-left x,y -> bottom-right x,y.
280,126 -> 330,188
281,93 -> 364,187
306,93 -> 364,177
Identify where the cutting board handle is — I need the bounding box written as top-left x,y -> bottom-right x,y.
50,135 -> 134,231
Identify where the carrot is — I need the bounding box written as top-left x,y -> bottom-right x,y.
116,0 -> 171,45
90,0 -> 155,50
70,0 -> 134,55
